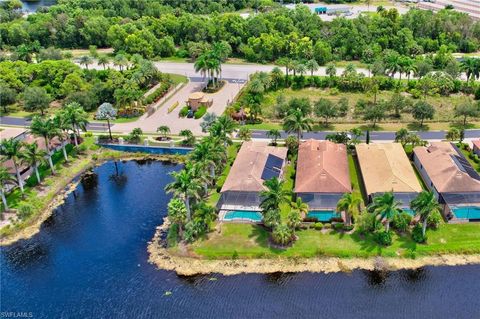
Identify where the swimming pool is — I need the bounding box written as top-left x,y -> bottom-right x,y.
99,143 -> 192,155
452,206 -> 480,220
307,210 -> 341,222
223,210 -> 263,222
403,208 -> 415,216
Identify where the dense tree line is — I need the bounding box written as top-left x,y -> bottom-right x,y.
1,0 -> 479,63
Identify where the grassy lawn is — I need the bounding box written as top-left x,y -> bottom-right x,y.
191,222 -> 480,259
280,162 -> 295,219
167,73 -> 188,85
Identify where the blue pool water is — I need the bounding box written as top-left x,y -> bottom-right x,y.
100,143 -> 192,155
452,206 -> 480,220
223,210 -> 263,222
403,209 -> 415,216
307,210 -> 341,222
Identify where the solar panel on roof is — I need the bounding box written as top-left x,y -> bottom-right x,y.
452,155 -> 480,181
265,154 -> 283,170
261,167 -> 280,181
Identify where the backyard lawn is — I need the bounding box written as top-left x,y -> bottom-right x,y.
191,222 -> 480,259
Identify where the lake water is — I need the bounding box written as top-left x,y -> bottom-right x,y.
20,0 -> 56,12
1,161 -> 480,318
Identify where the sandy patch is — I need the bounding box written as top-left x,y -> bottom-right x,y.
148,219 -> 480,276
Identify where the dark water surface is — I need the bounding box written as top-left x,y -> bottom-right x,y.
1,161 -> 480,319
21,0 -> 56,12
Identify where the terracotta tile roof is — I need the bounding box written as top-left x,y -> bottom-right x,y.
414,142 -> 480,193
356,143 -> 422,195
221,141 -> 288,193
294,140 -> 351,194
473,140 -> 480,150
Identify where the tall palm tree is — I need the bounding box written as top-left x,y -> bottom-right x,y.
0,138 -> 25,193
113,54 -> 129,71
21,142 -> 47,184
165,169 -> 202,221
368,192 -> 401,232
410,191 -> 440,238
0,166 -> 17,210
29,115 -> 57,174
272,223 -> 292,246
61,102 -> 89,147
209,115 -> 236,146
305,59 -> 319,77
267,129 -> 281,146
336,193 -> 362,226
461,57 -> 479,83
260,177 -> 291,212
97,55 -> 110,70
79,55 -> 93,70
190,138 -> 224,179
283,108 -> 313,141
185,161 -> 210,196
291,197 -> 309,218
287,210 -> 302,238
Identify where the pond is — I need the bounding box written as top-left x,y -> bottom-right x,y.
21,0 -> 57,12
1,161 -> 480,318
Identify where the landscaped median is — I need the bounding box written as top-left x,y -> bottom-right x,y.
148,219 -> 480,276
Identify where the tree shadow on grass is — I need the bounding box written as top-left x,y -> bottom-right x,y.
312,123 -> 335,131
351,231 -> 384,255
358,124 -> 384,132
449,122 -> 476,130
407,122 -> 429,132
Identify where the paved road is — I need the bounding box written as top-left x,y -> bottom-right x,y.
251,129 -> 480,141
0,116 -> 110,132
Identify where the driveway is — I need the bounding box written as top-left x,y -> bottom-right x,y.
112,79 -> 246,134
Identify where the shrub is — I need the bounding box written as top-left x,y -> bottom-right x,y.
314,222 -> 323,230
303,217 -> 318,223
167,223 -> 180,247
17,203 -> 35,220
412,224 -> 427,243
179,106 -> 189,117
143,82 -> 171,105
323,223 -> 331,229
392,212 -> 412,232
194,105 -> 207,119
356,212 -> 377,234
343,225 -> 354,231
374,230 -> 393,246
84,132 -> 93,137
333,222 -> 344,231
427,211 -> 443,229
329,88 -> 339,95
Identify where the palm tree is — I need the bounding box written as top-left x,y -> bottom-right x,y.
283,108 -> 313,141
305,59 -> 319,77
185,161 -> 210,196
113,54 -> 129,71
179,129 -> 195,146
0,138 -> 25,193
0,167 -> 17,210
267,129 -> 281,146
21,142 -> 47,184
291,197 -> 309,218
395,128 -> 410,147
336,193 -> 362,226
410,191 -> 440,238
29,115 -> 57,174
79,55 -> 93,70
156,125 -> 170,139
190,139 -> 225,179
209,115 -> 236,146
286,209 -> 302,238
97,55 -> 110,70
461,57 -> 479,83
167,198 -> 187,238
368,192 -> 401,232
260,177 -> 291,212
61,102 -> 89,147
96,103 -> 117,140
272,223 -> 292,246
238,126 -> 251,141
165,169 -> 202,221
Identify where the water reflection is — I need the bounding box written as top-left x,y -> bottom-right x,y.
264,272 -> 297,285
364,269 -> 391,287
3,242 -> 49,270
109,161 -> 128,187
401,268 -> 427,283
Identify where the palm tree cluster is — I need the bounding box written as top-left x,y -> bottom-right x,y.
0,103 -> 89,211
194,42 -> 231,89
165,115 -> 235,243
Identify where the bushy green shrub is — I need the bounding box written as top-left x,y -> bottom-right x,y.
412,223 -> 427,243
179,106 -> 189,117
17,203 -> 35,220
392,212 -> 412,232
323,223 -> 331,229
427,211 -> 443,229
167,223 -> 180,247
314,222 -> 323,230
84,132 -> 93,137
356,212 -> 377,234
343,224 -> 354,231
194,105 -> 207,119
143,82 -> 171,105
333,222 -> 344,231
374,230 -> 392,246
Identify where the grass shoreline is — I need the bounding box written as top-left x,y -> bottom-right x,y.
148,219 -> 480,276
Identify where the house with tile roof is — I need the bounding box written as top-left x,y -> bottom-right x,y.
413,142 -> 480,221
294,140 -> 351,221
356,143 -> 423,209
217,141 -> 288,221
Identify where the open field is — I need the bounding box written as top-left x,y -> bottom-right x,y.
191,222 -> 480,259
